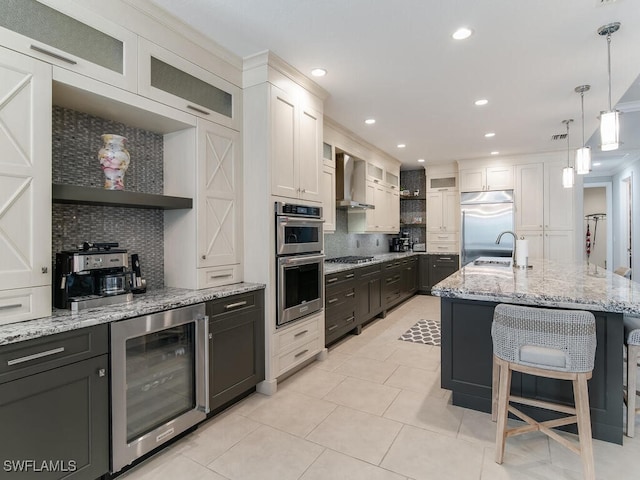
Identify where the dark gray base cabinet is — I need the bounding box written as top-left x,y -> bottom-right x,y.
440,297 -> 624,444
206,290 -> 265,413
0,325 -> 109,480
355,264 -> 382,324
423,254 -> 459,293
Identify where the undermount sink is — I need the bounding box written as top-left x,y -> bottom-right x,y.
473,257 -> 513,267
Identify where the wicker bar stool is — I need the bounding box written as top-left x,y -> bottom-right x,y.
491,304 -> 597,480
625,315 -> 640,437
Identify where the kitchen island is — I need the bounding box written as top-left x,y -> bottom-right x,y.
432,260 -> 640,444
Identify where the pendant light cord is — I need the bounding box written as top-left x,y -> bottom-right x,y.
566,121 -> 570,167
607,33 -> 613,111
581,91 -> 586,147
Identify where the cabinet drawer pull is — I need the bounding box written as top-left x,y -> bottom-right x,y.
345,316 -> 355,323
437,235 -> 448,239
294,330 -> 309,338
440,257 -> 452,260
187,104 -> 210,115
327,277 -> 338,283
211,273 -> 232,279
225,300 -> 247,310
345,292 -> 355,298
345,273 -> 355,279
294,349 -> 309,358
327,298 -> 338,304
30,45 -> 77,65
0,303 -> 22,311
327,324 -> 339,332
7,347 -> 65,366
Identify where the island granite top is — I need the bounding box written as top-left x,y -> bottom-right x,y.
0,282 -> 265,346
431,259 -> 640,315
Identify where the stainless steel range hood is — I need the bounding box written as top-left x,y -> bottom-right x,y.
336,152 -> 374,209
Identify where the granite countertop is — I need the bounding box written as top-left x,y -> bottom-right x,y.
324,252 -> 423,274
431,259 -> 640,315
0,282 -> 265,346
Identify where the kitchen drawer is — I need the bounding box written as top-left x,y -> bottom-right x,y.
206,291 -> 259,317
277,316 -> 320,352
325,269 -> 357,286
428,232 -> 458,243
401,256 -> 418,265
277,337 -> 320,375
431,254 -> 459,266
197,264 -> 242,289
325,310 -> 356,345
325,285 -> 356,312
0,286 -> 51,327
0,324 -> 108,384
427,242 -> 459,254
356,263 -> 382,279
383,260 -> 403,271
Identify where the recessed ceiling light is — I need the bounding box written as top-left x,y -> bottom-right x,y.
365,118 -> 376,125
452,27 -> 473,40
397,143 -> 406,148
485,132 -> 496,138
593,162 -> 602,166
475,99 -> 488,106
311,68 -> 327,77
417,158 -> 425,163
491,151 -> 499,155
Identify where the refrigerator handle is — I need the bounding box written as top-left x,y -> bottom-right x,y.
461,210 -> 466,265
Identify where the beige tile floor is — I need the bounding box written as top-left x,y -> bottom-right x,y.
120,295 -> 640,480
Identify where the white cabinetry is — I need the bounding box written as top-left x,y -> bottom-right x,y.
427,191 -> 459,253
0,0 -> 137,92
0,47 -> 51,324
321,164 -> 336,233
270,85 -> 322,202
514,160 -> 574,261
195,119 -> 243,287
460,165 -> 513,192
320,141 -> 336,232
138,39 -> 241,130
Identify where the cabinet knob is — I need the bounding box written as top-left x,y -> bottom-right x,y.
201,255 -> 206,260
301,188 -> 306,193
41,267 -> 48,274
208,333 -> 213,340
97,368 -> 106,377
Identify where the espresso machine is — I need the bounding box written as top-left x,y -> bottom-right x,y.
54,242 -> 137,311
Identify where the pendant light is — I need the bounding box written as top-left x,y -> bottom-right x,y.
562,119 -> 574,188
575,85 -> 591,174
598,22 -> 621,152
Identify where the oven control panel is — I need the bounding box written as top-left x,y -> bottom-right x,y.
276,202 -> 322,218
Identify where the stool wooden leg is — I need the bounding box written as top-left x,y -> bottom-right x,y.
574,374 -> 595,480
628,344 -> 640,438
495,358 -> 511,464
491,355 -> 499,422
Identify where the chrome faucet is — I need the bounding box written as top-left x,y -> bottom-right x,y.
495,230 -> 518,267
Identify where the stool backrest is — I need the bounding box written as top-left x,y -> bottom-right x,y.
492,304 -> 596,373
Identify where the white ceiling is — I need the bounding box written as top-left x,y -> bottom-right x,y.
148,0 -> 640,173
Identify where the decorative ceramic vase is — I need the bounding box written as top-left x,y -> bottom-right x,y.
98,134 -> 130,190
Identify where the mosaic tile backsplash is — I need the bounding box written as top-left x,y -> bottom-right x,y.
52,106 -> 165,290
324,210 -> 395,257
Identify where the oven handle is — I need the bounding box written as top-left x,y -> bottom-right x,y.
197,314 -> 210,414
277,216 -> 325,224
279,253 -> 326,266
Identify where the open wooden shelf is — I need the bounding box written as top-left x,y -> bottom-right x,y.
52,184 -> 192,210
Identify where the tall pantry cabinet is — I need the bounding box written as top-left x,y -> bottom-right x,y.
243,52 -> 329,394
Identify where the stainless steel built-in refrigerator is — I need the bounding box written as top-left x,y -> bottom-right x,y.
460,190 -> 515,265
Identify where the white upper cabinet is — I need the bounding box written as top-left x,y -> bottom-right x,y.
427,191 -> 459,233
320,164 -> 336,233
0,0 -> 137,92
270,85 -> 322,202
0,47 -> 51,323
138,39 -> 241,130
515,163 -> 544,230
196,119 -> 242,271
460,165 -> 513,192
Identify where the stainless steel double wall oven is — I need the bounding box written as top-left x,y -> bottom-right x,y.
275,202 -> 324,327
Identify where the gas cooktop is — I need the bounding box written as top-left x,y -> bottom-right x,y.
326,256 -> 375,264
